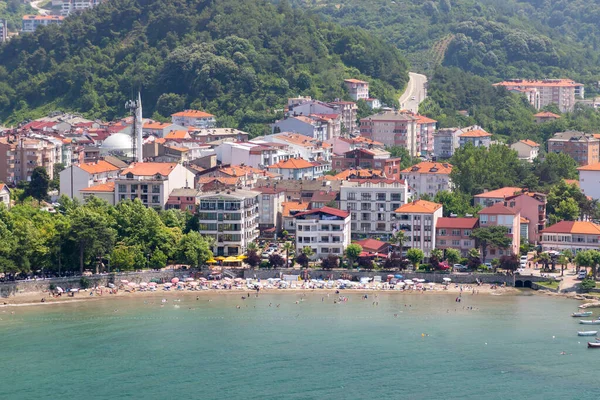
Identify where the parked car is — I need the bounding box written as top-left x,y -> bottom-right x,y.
578,269 -> 588,280
453,264 -> 467,272
484,262 -> 493,269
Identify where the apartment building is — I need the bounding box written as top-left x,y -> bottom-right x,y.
80,181 -> 115,205
328,101 -> 358,134
262,132 -> 332,162
394,200 -> 443,257
60,160 -> 121,200
171,110 -> 216,129
0,19 -> 7,43
547,131 -> 600,166
165,188 -> 200,213
511,140 -> 540,162
281,201 -> 310,234
474,187 -> 523,207
478,204 -> 520,260
494,79 -> 584,112
0,136 -> 57,184
271,115 -> 329,141
435,217 -> 479,257
433,128 -> 461,159
255,186 -> 286,231
504,191 -> 547,243
360,111 -> 419,156
294,207 -> 351,259
541,221 -> 600,253
22,15 -> 64,33
197,189 -> 260,256
267,158 -> 324,180
331,148 -> 401,179
190,128 -> 249,143
215,141 -> 294,169
339,179 -> 410,240
415,115 -> 437,156
60,0 -> 105,16
400,161 -> 452,198
344,79 -> 369,101
115,162 -> 195,209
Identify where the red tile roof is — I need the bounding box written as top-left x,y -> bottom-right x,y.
120,162 -> 177,176
494,79 -> 582,88
459,129 -> 492,138
344,79 -> 368,84
542,221 -> 600,235
479,203 -> 517,215
171,110 -> 215,118
268,158 -> 315,170
402,162 -> 452,174
78,160 -> 121,174
80,181 -> 115,193
164,130 -> 190,139
294,206 -> 350,219
354,238 -> 387,252
534,111 -> 561,119
395,200 -> 442,214
436,217 -> 479,229
519,139 -> 539,147
474,187 -> 522,199
281,201 -> 310,217
577,162 -> 600,172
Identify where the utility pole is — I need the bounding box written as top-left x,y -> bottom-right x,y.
70,139 -> 76,198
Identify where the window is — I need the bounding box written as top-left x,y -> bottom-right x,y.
452,240 -> 460,246
439,229 -> 446,235
118,184 -> 126,192
152,185 -> 160,194
463,230 -> 471,236
480,215 -> 488,224
452,229 -> 460,236
490,215 -> 496,222
376,193 -> 386,201
347,193 -> 356,200
152,195 -> 159,203
438,240 -> 446,245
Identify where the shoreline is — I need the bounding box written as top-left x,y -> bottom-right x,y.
0,283 -> 523,307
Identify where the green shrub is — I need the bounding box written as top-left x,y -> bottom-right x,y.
259,260 -> 270,269
49,283 -> 56,291
79,277 -> 91,289
581,278 -> 596,291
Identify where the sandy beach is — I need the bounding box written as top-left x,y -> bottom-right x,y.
0,280 -> 520,307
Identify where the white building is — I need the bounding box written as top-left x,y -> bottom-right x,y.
400,162 -> 453,198
294,207 -> 351,259
541,221 -> 600,253
344,79 -> 369,101
22,15 -> 64,33
115,162 -> 195,209
197,189 -> 260,256
578,163 -> 600,200
80,181 -> 115,205
511,139 -> 540,162
59,160 -> 122,200
0,184 -> 10,209
394,200 -> 443,257
60,0 -> 105,16
261,132 -> 332,162
215,141 -> 294,169
433,128 -> 461,159
171,110 -> 216,128
339,179 -> 410,240
271,116 -> 328,141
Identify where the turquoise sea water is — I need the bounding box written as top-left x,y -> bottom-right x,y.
1,292 -> 599,399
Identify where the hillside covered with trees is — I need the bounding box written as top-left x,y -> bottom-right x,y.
0,0 -> 408,134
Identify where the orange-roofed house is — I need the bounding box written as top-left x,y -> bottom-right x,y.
578,162 -> 600,200
401,161 -> 453,198
115,162 -> 196,209
511,139 -> 540,162
534,111 -> 561,124
80,182 -> 115,205
474,187 -> 523,207
267,158 -> 321,180
59,160 -> 122,201
294,207 -> 351,259
458,128 -> 492,148
265,132 -> 332,162
22,15 -> 64,33
478,203 -> 521,260
142,122 -> 186,138
164,130 -> 191,140
171,110 -> 216,128
541,221 -> 600,253
494,79 -> 584,112
435,217 -> 479,256
395,200 -> 443,256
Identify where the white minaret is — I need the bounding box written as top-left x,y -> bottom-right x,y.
135,92 -> 143,163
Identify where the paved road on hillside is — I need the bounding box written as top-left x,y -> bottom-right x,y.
30,0 -> 49,16
399,72 -> 428,113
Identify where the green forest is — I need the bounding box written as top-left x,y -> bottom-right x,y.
0,0 -> 33,31
0,0 -> 408,135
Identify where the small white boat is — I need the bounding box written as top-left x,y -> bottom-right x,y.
572,311 -> 593,317
580,320 -> 600,325
588,342 -> 600,348
578,331 -> 598,336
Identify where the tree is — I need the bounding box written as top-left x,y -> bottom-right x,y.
538,252 -> 551,270
110,244 -> 142,271
557,254 -> 568,277
549,198 -> 580,224
295,253 -> 310,269
406,248 -> 425,270
388,231 -> 406,255
175,231 -> 213,268
499,254 -> 519,271
245,250 -> 261,268
68,206 -> 116,274
434,190 -> 480,217
581,278 -> 596,292
445,248 -> 461,266
430,248 -> 443,269
155,93 -> 185,117
467,248 -> 481,269
470,226 -> 511,262
246,242 -> 258,252
25,166 -> 50,201
302,246 -> 314,258
149,249 -> 168,269
282,241 -> 294,267
268,253 -> 285,269
321,254 -> 339,270
533,152 -> 578,186
575,250 -> 600,280
345,244 -> 363,268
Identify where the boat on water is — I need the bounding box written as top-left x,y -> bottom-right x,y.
578,331 -> 598,336
580,320 -> 600,325
572,311 -> 593,317
588,342 -> 600,348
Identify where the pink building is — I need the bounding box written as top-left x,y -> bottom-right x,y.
415,115 -> 437,156
503,191 -> 547,244
165,188 -> 199,213
360,111 -> 419,156
435,217 -> 479,257
344,79 -> 369,101
478,203 -> 520,261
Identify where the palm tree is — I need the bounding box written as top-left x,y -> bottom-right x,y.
388,231 -> 405,256
558,255 -> 568,276
247,242 -> 258,252
430,248 -> 443,268
538,252 -> 551,271
282,241 -> 294,268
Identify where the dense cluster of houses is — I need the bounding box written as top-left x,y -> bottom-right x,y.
2,78 -> 600,260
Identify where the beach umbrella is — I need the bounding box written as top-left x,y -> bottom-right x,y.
139,282 -> 148,287
69,288 -> 79,292
56,287 -> 64,293
415,278 -> 426,283
387,274 -> 395,278
188,281 -> 199,286
215,256 -> 226,261
206,259 -> 217,264
234,278 -> 243,282
108,283 -> 116,289
396,281 -> 405,286
395,274 -> 403,279
223,277 -> 232,281
185,278 -> 194,282
127,282 -> 137,287
443,277 -> 452,282
120,280 -> 129,284
163,282 -> 172,287
148,282 -> 157,287
199,277 -> 207,281
237,255 -> 247,260
171,277 -> 180,284
404,279 -> 414,285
